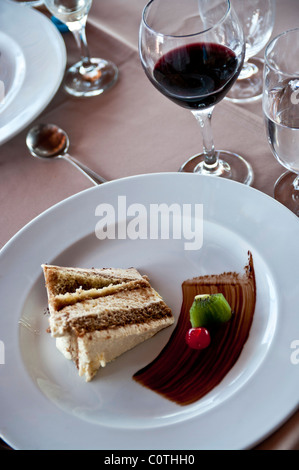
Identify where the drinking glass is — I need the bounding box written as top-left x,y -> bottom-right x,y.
140,0 -> 253,185
263,28 -> 299,216
44,0 -> 118,97
227,0 -> 276,103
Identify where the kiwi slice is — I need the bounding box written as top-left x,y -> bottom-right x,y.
189,293 -> 232,328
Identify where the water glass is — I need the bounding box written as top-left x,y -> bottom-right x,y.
227,0 -> 276,103
44,0 -> 118,97
263,28 -> 299,216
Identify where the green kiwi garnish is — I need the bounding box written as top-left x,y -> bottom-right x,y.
189,293 -> 232,328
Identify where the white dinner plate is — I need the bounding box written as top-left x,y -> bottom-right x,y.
0,173 -> 299,450
0,0 -> 66,145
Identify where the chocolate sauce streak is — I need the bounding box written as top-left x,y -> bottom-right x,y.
133,252 -> 256,406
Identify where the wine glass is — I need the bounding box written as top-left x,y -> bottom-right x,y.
140,0 -> 253,185
44,0 -> 118,97
263,28 -> 299,216
226,0 -> 276,103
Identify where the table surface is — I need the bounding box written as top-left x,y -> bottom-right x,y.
0,0 -> 299,451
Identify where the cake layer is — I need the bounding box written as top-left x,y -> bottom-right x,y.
50,278 -> 150,311
51,286 -> 172,337
42,264 -> 145,296
57,318 -> 173,382
42,264 -> 149,319
42,264 -> 174,381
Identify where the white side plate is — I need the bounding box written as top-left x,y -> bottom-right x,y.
0,0 -> 66,144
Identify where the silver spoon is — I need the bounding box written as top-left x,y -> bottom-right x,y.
26,123 -> 107,185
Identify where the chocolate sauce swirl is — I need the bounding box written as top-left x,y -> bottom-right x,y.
133,252 -> 256,406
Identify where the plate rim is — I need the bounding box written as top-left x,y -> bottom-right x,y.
0,0 -> 66,144
2,171 -> 299,251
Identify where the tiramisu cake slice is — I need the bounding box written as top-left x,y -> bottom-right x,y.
42,264 -> 174,382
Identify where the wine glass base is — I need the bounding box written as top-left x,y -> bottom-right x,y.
64,58 -> 118,97
179,150 -> 254,185
226,57 -> 264,104
274,171 -> 299,216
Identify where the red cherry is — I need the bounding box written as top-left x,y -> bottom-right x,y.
185,328 -> 211,350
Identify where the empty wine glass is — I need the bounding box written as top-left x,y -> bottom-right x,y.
140,0 -> 253,185
263,28 -> 299,216
226,0 -> 276,103
44,0 -> 118,97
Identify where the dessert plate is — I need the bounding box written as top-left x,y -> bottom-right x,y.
0,173 -> 298,450
0,0 -> 66,145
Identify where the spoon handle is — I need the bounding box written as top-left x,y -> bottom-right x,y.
63,154 -> 107,185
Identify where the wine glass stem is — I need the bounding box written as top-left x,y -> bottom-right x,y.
239,59 -> 259,80
192,108 -> 219,169
71,20 -> 92,68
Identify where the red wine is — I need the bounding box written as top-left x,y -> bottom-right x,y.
152,42 -> 241,110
